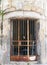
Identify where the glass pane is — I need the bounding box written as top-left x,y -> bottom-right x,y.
29,20 -> 35,40
21,42 -> 27,45
29,46 -> 36,55
19,46 -> 27,55
11,45 -> 18,55
29,42 -> 33,45
20,20 -> 27,40
11,45 -> 14,55
29,41 -> 36,45
13,42 -> 18,45
13,19 -> 18,40
14,46 -> 18,55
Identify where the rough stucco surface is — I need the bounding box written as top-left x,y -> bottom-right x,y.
0,0 -> 47,64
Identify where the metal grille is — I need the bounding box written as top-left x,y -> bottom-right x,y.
11,19 -> 36,57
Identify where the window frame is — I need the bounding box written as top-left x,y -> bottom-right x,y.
10,18 -> 38,61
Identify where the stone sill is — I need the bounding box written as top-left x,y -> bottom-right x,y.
10,61 -> 38,64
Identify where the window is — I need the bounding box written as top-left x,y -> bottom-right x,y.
10,19 -> 37,61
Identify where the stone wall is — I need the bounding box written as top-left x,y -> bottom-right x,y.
0,11 -> 45,64
0,0 -> 47,64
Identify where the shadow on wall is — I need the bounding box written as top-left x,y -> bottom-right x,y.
35,21 -> 41,63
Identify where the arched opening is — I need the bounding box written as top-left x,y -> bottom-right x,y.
10,18 -> 39,61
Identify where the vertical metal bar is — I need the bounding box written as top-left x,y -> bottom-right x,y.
18,19 -> 20,56
32,20 -> 33,55
23,19 -> 24,35
32,20 -> 34,55
27,19 -> 29,57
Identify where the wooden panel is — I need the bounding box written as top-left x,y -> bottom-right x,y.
10,55 -> 37,61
